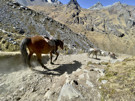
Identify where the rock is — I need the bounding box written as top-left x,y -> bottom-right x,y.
73,80 -> 78,85
9,38 -> 13,41
86,80 -> 94,87
58,82 -> 83,101
101,80 -> 108,84
44,90 -> 52,99
90,68 -> 105,76
72,13 -> 76,18
74,17 -> 79,24
7,34 -> 12,37
13,2 -> 21,6
0,36 -> 3,40
12,41 -> 17,45
19,29 -> 25,34
15,96 -> 21,101
1,39 -> 6,44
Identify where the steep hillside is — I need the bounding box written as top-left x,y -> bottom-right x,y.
29,1 -> 135,55
0,0 -> 94,52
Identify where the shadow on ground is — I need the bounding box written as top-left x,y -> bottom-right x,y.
32,60 -> 82,76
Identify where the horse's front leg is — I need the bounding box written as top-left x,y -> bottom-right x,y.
53,51 -> 59,62
96,53 -> 97,59
50,52 -> 54,64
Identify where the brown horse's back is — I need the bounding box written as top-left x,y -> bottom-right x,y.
28,35 -> 53,54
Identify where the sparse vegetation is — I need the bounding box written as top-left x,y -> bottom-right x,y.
87,61 -> 93,66
100,56 -> 135,100
100,61 -> 109,65
0,31 -> 24,51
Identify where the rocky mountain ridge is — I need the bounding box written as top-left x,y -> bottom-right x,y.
89,2 -> 131,10
14,0 -> 62,6
67,0 -> 80,9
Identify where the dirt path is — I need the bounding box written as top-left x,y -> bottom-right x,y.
0,52 -> 130,101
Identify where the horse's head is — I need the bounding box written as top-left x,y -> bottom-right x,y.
55,40 -> 64,50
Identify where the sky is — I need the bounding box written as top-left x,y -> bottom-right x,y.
59,0 -> 135,8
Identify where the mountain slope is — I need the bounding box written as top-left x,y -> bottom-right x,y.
29,1 -> 135,55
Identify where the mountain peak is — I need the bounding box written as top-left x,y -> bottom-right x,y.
96,2 -> 103,5
110,1 -> 123,8
113,1 -> 121,5
67,0 -> 80,8
89,2 -> 103,9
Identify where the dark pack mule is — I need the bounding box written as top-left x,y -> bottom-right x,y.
20,35 -> 64,70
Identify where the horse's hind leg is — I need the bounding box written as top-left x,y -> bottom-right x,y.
36,53 -> 49,70
28,52 -> 33,69
88,52 -> 92,58
92,52 -> 95,58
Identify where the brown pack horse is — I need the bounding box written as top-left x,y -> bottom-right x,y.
20,35 -> 64,70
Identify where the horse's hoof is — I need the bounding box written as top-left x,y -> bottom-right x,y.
45,68 -> 51,71
51,62 -> 54,65
43,66 -> 50,71
53,59 -> 56,62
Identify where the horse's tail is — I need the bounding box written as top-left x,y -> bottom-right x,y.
20,38 -> 31,65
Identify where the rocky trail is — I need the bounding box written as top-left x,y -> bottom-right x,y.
0,51 -> 130,101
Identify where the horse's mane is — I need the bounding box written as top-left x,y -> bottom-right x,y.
43,36 -> 63,49
54,39 -> 63,46
44,36 -> 50,40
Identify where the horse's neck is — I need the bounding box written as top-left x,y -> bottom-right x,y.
48,40 -> 56,46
